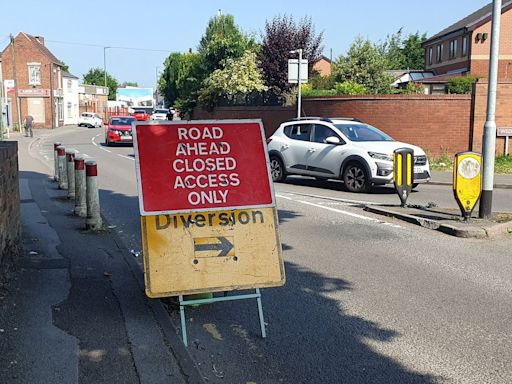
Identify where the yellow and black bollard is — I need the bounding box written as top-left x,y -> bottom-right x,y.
453,152 -> 482,221
393,148 -> 414,207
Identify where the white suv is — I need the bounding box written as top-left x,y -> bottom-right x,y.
78,112 -> 102,128
267,117 -> 430,193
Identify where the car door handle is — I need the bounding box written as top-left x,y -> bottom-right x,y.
308,148 -> 316,152
281,144 -> 289,150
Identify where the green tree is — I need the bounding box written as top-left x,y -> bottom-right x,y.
402,32 -> 427,69
333,81 -> 367,95
120,81 -> 138,87
198,51 -> 267,109
83,68 -> 118,100
158,52 -> 183,106
334,37 -> 392,94
198,13 -> 254,74
173,52 -> 204,117
380,29 -> 427,69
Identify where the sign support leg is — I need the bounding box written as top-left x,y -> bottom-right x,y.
178,290 -> 267,347
256,288 -> 267,338
179,295 -> 188,347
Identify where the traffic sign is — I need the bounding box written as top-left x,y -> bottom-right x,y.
133,120 -> 274,215
453,151 -> 482,220
141,208 -> 285,297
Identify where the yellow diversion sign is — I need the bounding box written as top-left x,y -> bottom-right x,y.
141,208 -> 285,298
453,151 -> 482,220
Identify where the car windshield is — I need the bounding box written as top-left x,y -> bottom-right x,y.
334,123 -> 394,142
155,109 -> 167,114
82,113 -> 92,117
134,111 -> 145,114
110,117 -> 135,125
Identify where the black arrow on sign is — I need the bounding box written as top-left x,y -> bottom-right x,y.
194,237 -> 234,257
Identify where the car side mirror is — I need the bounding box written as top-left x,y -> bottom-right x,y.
325,136 -> 341,145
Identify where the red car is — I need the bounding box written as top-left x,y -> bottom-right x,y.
105,116 -> 136,146
133,110 -> 149,121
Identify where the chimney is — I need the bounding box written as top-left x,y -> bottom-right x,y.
34,36 -> 45,45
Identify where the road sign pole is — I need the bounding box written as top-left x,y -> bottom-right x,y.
479,0 -> 502,219
297,49 -> 302,119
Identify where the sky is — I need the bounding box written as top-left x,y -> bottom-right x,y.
1,0 -> 491,89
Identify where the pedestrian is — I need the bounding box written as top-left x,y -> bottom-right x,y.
24,115 -> 34,137
166,108 -> 173,121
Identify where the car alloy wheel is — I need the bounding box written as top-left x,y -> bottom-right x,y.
343,162 -> 370,193
270,157 -> 286,182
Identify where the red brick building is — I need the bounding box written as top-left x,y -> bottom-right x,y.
422,1 -> 512,86
312,55 -> 332,77
0,33 -> 65,129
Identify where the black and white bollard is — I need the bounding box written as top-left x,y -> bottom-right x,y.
85,160 -> 102,230
57,146 -> 68,190
66,149 -> 76,199
74,155 -> 87,217
53,142 -> 61,181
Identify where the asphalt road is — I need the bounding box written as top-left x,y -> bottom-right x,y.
31,125 -> 512,383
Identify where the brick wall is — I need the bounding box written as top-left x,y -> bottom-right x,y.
0,142 -> 21,281
471,81 -> 512,154
192,106 -> 296,138
193,95 -> 473,157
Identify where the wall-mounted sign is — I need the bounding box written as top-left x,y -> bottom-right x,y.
18,89 -> 50,97
4,80 -> 15,94
497,127 -> 512,137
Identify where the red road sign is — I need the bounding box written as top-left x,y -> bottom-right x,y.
133,120 -> 275,215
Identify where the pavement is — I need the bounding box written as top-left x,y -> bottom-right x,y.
0,134 -> 204,384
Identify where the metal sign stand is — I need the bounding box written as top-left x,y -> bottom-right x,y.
178,289 -> 267,347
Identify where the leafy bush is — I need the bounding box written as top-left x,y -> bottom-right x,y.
446,76 -> 479,94
302,88 -> 337,97
333,81 -> 367,95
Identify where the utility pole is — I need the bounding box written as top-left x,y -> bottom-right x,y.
10,34 -> 22,131
479,0 -> 502,219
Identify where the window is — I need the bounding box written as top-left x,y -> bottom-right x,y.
428,47 -> 433,65
462,36 -> 468,56
313,125 -> 341,143
284,124 -> 312,141
67,102 -> 72,117
334,124 -> 394,142
57,98 -> 64,121
67,79 -> 73,93
28,64 -> 41,85
436,44 -> 444,63
449,39 -> 457,59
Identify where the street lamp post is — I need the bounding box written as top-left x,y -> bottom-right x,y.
479,0 -> 502,218
103,46 -> 110,88
290,49 -> 303,119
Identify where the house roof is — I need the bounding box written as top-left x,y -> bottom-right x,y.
413,73 -> 463,84
61,70 -> 78,79
22,32 -> 63,65
314,55 -> 332,64
425,1 -> 512,43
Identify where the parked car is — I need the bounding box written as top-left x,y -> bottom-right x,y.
267,117 -> 430,193
133,110 -> 149,121
105,116 -> 136,146
78,112 -> 102,128
150,108 -> 169,120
